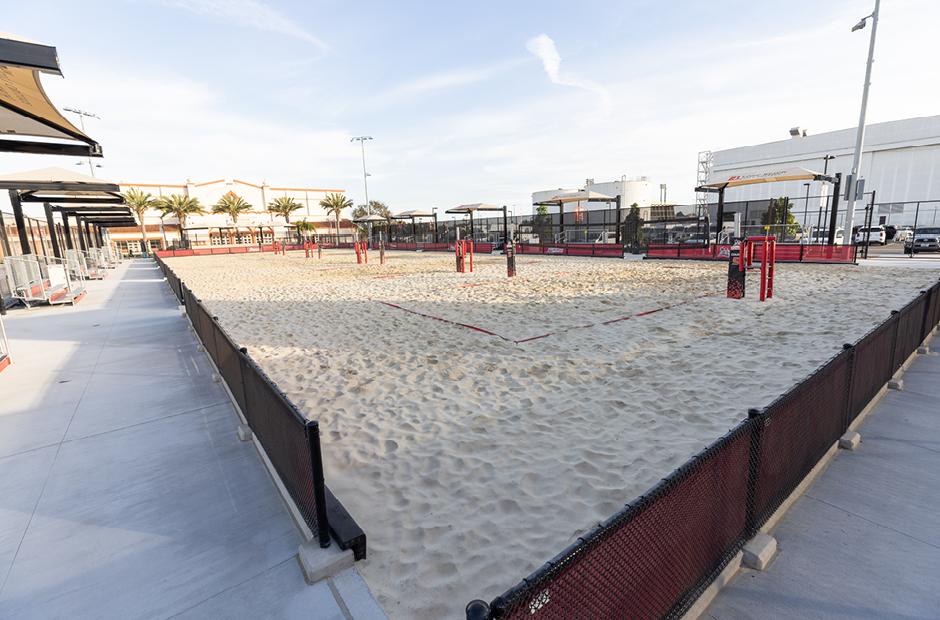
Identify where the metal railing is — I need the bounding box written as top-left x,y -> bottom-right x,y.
468,281 -> 940,619
3,254 -> 85,308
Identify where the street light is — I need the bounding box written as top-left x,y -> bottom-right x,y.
843,0 -> 881,242
63,107 -> 101,177
351,136 -> 373,242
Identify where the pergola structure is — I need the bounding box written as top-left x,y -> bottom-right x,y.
445,203 -> 508,246
389,209 -> 438,242
352,213 -> 388,242
0,167 -> 127,257
533,190 -> 621,244
0,34 -> 103,157
696,166 -> 841,245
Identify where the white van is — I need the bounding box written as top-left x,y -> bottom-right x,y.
804,227 -> 844,244
855,225 -> 886,245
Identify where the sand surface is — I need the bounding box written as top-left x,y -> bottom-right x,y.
167,250 -> 938,619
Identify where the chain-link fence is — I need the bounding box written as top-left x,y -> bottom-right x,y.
469,282 -> 940,619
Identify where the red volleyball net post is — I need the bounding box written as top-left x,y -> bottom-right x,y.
468,241 -> 474,273
363,241 -> 368,264
355,241 -> 363,264
728,235 -> 776,301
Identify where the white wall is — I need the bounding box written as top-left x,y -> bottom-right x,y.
707,115 -> 940,226
531,177 -> 655,213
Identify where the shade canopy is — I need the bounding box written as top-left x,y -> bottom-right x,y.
0,34 -> 103,157
536,190 -> 615,205
446,203 -> 502,214
0,167 -> 122,203
697,167 -> 834,191
390,210 -> 436,219
353,213 -> 391,223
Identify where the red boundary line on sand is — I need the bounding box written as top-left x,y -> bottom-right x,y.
377,301 -> 515,342
379,292 -> 719,345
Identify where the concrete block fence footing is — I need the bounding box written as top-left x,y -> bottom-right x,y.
212,374 -> 221,383
197,345 -> 205,352
839,431 -> 862,451
236,424 -> 253,442
297,542 -> 354,585
917,345 -> 930,354
888,379 -> 904,391
741,532 -> 777,571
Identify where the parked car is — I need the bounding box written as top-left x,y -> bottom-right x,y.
803,227 -> 844,244
854,225 -> 887,245
908,227 -> 940,254
894,227 -> 914,243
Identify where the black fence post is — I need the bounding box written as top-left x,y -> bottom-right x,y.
745,408 -> 764,536
466,600 -> 491,620
888,309 -> 901,373
306,421 -> 332,548
841,343 -> 855,432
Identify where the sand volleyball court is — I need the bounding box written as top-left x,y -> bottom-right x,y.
166,249 -> 939,619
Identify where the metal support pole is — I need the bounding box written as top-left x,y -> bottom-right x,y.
77,217 -> 87,251
9,190 -> 30,254
909,202 -> 921,258
43,202 -> 62,258
614,196 -> 622,245
844,0 -> 881,240
715,187 -> 726,245
0,210 -> 12,257
828,173 -> 842,245
469,211 -> 475,242
502,205 -> 509,250
434,214 -> 439,243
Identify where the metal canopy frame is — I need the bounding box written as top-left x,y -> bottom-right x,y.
694,170 -> 842,245
445,203 -> 509,246
532,192 -> 622,245
390,210 -> 439,242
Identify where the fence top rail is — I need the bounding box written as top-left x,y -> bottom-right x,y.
490,417 -> 755,612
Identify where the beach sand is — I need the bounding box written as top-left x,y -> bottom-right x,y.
167,250 -> 938,619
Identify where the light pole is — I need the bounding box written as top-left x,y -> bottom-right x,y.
844,0 -> 881,242
63,107 -> 101,176
351,136 -> 373,242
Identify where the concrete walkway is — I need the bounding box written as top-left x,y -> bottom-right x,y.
704,343 -> 940,619
0,259 -> 384,619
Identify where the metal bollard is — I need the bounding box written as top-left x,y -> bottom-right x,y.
506,242 -> 516,277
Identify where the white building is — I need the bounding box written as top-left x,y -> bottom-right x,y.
532,176 -> 657,218
113,178 -> 347,253
704,115 -> 940,228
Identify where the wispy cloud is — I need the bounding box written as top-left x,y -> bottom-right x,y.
161,0 -> 329,50
378,58 -> 527,104
526,33 -> 610,112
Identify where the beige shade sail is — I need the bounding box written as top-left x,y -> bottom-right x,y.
446,203 -> 502,213
0,34 -> 102,156
539,190 -> 615,204
699,167 -> 832,190
391,210 -> 435,219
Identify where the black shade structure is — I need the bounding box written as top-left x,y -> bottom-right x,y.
695,167 -> 839,245
445,203 -> 509,245
533,190 -> 621,244
389,209 -> 437,242
0,34 -> 103,157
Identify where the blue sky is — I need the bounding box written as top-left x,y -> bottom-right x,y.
2,0 -> 939,210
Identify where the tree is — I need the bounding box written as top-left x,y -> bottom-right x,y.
156,194 -> 205,248
121,187 -> 159,256
533,204 -> 552,242
294,220 -> 318,241
351,200 -> 391,220
761,197 -> 800,240
624,202 -> 645,248
319,192 -> 353,239
268,196 -> 303,224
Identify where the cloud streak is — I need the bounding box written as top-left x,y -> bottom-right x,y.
161,0 -> 329,50
526,34 -> 610,112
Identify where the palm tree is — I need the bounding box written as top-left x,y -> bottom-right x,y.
213,193 -> 253,244
294,220 -> 318,242
156,194 -> 205,248
268,196 -> 303,224
319,193 -> 353,241
121,187 -> 159,256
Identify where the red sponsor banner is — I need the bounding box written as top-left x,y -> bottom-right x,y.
647,243 -> 854,264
